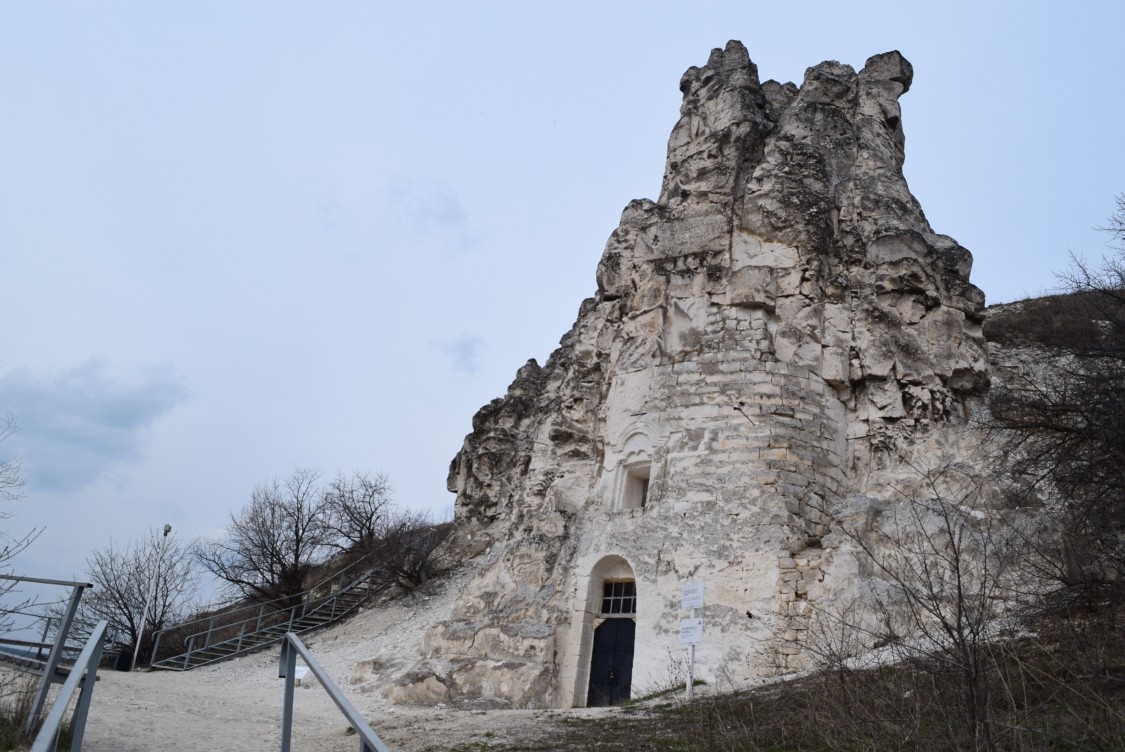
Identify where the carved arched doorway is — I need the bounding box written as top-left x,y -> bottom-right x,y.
583,556 -> 637,707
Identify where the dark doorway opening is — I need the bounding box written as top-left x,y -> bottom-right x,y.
586,618 -> 635,707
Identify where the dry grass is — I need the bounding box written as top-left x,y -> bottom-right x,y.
984,293 -> 1104,350
0,673 -> 72,751
448,608 -> 1125,752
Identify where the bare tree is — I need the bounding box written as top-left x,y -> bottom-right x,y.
368,508 -> 451,591
0,413 -> 40,637
0,413 -> 22,505
814,466 -> 1028,752
0,413 -> 37,569
323,471 -> 392,553
52,529 -> 198,663
1098,193 -> 1125,247
321,471 -> 451,591
195,469 -> 333,607
987,195 -> 1125,606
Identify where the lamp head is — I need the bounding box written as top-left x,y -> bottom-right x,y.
163,523 -> 172,536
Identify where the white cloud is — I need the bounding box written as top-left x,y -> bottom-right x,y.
385,178 -> 478,250
433,335 -> 487,375
0,360 -> 188,492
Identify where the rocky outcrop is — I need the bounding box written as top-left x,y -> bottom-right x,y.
392,41 -> 991,709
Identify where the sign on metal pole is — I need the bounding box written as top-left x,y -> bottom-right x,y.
679,618 -> 703,645
680,581 -> 704,700
681,582 -> 704,610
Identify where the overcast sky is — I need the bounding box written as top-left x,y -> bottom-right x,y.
2,1 -> 1123,596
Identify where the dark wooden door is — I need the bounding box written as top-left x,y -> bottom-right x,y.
586,618 -> 635,707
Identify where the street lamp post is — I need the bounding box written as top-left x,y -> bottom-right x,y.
131,523 -> 172,671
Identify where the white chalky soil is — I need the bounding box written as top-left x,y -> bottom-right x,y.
78,571 -> 602,751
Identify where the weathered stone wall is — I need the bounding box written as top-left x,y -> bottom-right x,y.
390,41 -> 991,709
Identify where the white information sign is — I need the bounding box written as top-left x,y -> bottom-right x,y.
681,582 -> 704,610
679,618 -> 703,645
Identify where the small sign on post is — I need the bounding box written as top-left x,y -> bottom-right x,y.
680,582 -> 704,700
681,582 -> 704,610
679,618 -> 703,645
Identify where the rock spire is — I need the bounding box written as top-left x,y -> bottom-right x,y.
392,41 -> 990,709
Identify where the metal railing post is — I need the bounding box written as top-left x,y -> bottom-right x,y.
236,623 -> 247,653
279,638 -> 297,752
184,634 -> 196,669
256,603 -> 266,631
27,583 -> 87,739
276,633 -> 391,752
150,628 -> 164,666
62,628 -> 105,752
36,617 -> 53,661
29,620 -> 107,752
205,615 -> 216,648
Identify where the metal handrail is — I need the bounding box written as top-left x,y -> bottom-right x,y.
278,632 -> 390,752
1,576 -> 94,738
0,575 -> 92,665
0,575 -> 94,588
152,527 -> 444,669
30,620 -> 107,752
151,568 -> 386,669
152,544 -> 390,655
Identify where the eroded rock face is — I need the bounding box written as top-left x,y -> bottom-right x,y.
391,41 -> 990,709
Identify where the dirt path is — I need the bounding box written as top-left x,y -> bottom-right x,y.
77,573 -> 613,751
80,667 -> 580,751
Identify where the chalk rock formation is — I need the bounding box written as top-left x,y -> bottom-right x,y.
390,41 -> 990,709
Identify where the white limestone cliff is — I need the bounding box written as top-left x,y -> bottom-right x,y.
390,41 -> 993,709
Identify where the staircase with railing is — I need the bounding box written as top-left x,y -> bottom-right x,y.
150,553 -> 391,671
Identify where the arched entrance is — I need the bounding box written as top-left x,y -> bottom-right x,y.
582,559 -> 637,707
587,612 -> 635,706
